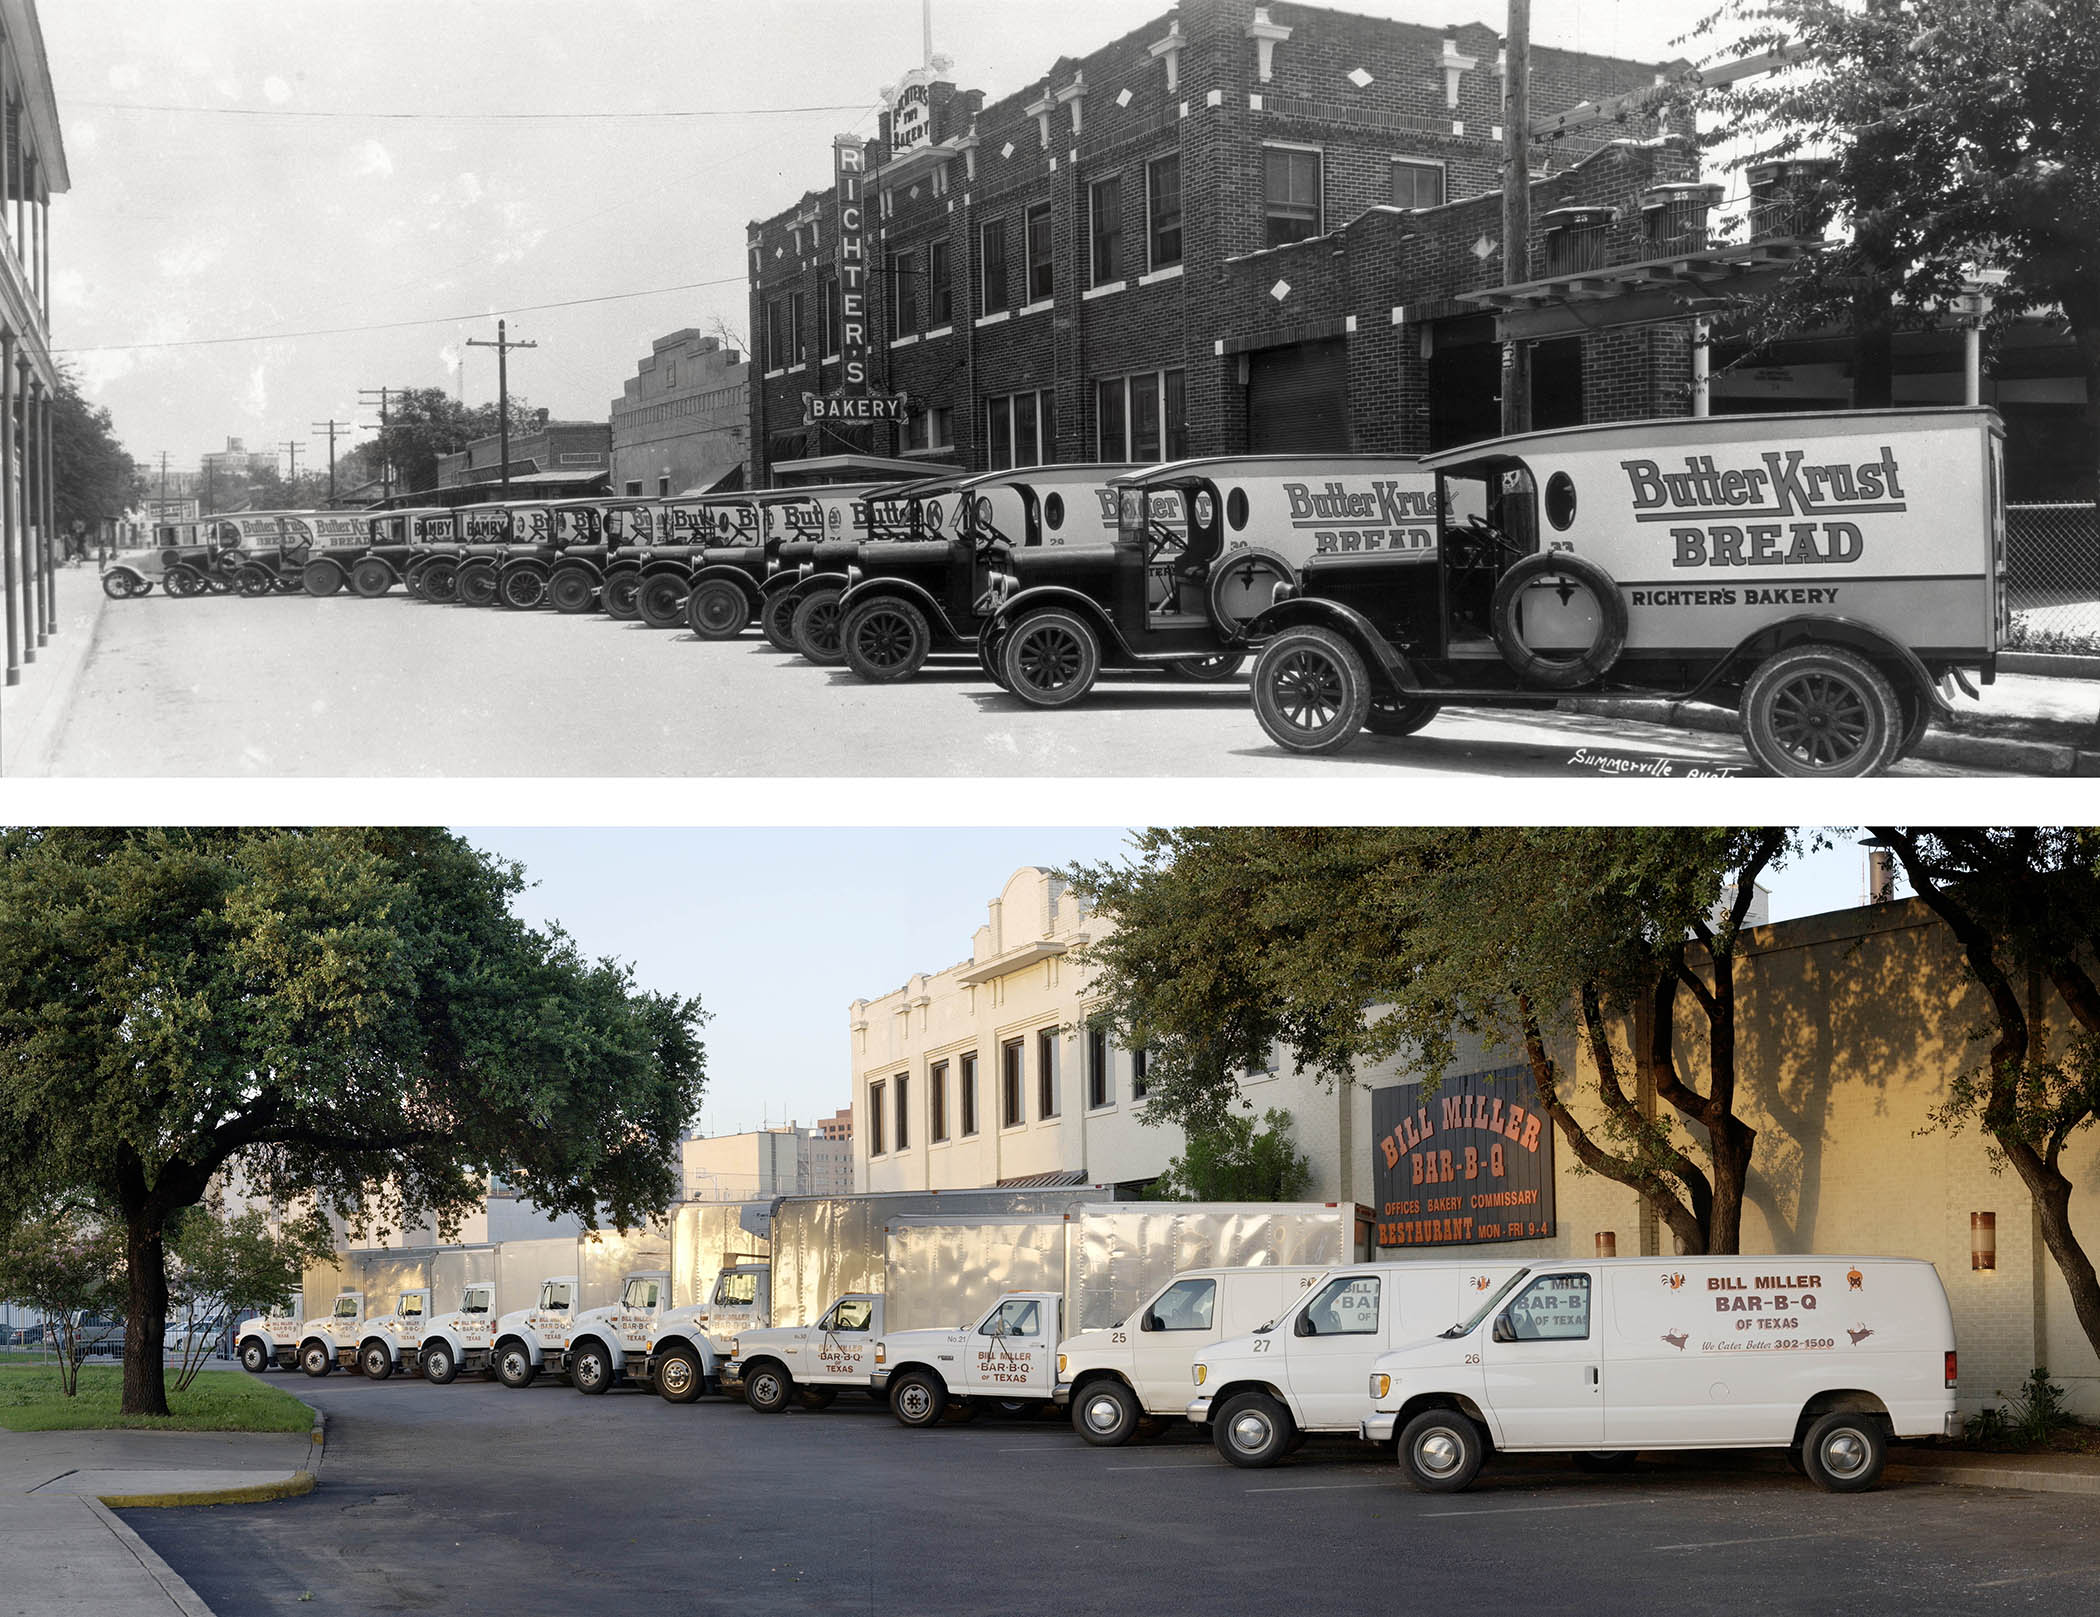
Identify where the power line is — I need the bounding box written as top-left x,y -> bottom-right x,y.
54,273 -> 752,356
74,99 -> 878,123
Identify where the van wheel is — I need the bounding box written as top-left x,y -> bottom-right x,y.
602,575 -> 641,620
422,563 -> 460,604
569,1340 -> 614,1395
800,1387 -> 838,1411
890,1369 -> 948,1428
977,625 -> 1013,691
360,1340 -> 393,1380
655,1345 -> 705,1404
1575,1450 -> 1638,1472
348,558 -> 392,598
1252,627 -> 1370,754
422,1343 -> 458,1385
687,580 -> 752,640
1801,1411 -> 1888,1492
1399,1408 -> 1487,1493
301,561 -> 344,598
101,570 -> 142,600
300,1340 -> 333,1378
499,567 -> 547,610
1213,1392 -> 1295,1468
495,1342 -> 537,1389
743,1360 -> 793,1413
1489,551 -> 1629,689
1739,644 -> 1902,778
1168,652 -> 1246,682
1001,608 -> 1101,708
791,588 -> 848,664
638,574 -> 690,629
1366,696 -> 1440,737
239,1338 -> 270,1373
457,562 -> 499,608
843,598 -> 932,682
549,570 -> 597,614
759,590 -> 801,651
1074,1380 -> 1141,1447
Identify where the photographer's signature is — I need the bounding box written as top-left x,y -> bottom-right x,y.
1567,746 -> 1743,779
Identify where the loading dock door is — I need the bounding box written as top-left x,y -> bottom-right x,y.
1249,339 -> 1351,453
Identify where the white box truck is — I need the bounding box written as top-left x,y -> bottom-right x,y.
233,1300 -> 306,1373
291,1289 -> 366,1377
1361,1255 -> 1959,1493
352,1286 -> 431,1379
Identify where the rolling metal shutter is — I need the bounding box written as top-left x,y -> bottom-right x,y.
1248,338 -> 1351,453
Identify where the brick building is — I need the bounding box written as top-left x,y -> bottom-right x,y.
609,329 -> 750,497
748,1 -> 1693,484
435,416 -> 612,490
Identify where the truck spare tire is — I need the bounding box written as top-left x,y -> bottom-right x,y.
1488,551 -> 1628,690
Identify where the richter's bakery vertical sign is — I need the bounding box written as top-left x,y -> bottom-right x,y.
833,135 -> 869,391
1372,1065 -> 1557,1248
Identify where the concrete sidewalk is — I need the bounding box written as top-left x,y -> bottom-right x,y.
1888,1444 -> 2100,1496
0,561 -> 112,777
0,1409 -> 322,1616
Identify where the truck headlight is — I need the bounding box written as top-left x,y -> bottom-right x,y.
875,1345 -> 886,1365
1192,1363 -> 1208,1387
1370,1373 -> 1391,1400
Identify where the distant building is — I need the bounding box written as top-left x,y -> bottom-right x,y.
682,1124 -> 852,1202
199,437 -> 279,483
434,416 -> 612,491
815,1107 -> 853,1143
610,330 -> 750,497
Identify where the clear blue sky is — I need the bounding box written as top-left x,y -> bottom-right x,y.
461,826 -> 1883,1139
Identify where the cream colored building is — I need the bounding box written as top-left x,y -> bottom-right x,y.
683,1125 -> 852,1202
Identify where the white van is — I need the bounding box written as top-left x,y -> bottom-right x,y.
1362,1256 -> 1958,1493
1187,1259 -> 1525,1466
1056,1265 -> 1332,1445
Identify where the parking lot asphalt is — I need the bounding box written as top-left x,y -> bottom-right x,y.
125,1372 -> 2100,1617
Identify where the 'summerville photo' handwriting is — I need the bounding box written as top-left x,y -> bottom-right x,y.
1624,447 -> 1908,569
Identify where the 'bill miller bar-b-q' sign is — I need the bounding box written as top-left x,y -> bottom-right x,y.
805,136 -> 907,427
1372,1066 -> 1557,1248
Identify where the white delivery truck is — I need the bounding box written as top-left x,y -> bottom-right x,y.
623,1260 -> 771,1401
233,1300 -> 305,1373
1361,1255 -> 1959,1494
561,1264 -> 673,1395
353,1287 -> 431,1378
1056,1265 -> 1333,1445
292,1289 -> 367,1377
875,1289 -> 1067,1426
488,1274 -> 581,1388
724,1293 -> 884,1413
414,1279 -> 502,1385
1187,1259 -> 1526,1465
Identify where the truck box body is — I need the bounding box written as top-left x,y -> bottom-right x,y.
669,1200 -> 773,1306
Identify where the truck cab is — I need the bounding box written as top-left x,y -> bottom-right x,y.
635,1261 -> 772,1403
490,1274 -> 580,1389
415,1280 -> 500,1385
233,1300 -> 304,1373
1187,1260 -> 1522,1466
562,1268 -> 672,1395
1056,1265 -> 1331,1446
873,1290 -> 1063,1429
722,1292 -> 885,1413
294,1289 -> 367,1378
355,1287 -> 431,1379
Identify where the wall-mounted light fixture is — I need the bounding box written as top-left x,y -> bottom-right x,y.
1971,1211 -> 1996,1271
1595,1231 -> 1617,1258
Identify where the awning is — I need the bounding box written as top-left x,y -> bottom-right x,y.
676,459 -> 745,497
771,452 -> 960,485
995,1169 -> 1095,1189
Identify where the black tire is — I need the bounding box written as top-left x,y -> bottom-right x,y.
360,1340 -> 394,1380
1365,696 -> 1440,737
1739,643 -> 1903,778
842,597 -> 933,682
422,562 -> 460,604
300,1339 -> 333,1378
569,1340 -> 615,1395
402,564 -> 430,601
548,569 -> 598,615
1000,608 -> 1102,708
1786,1443 -> 1808,1476
1206,547 -> 1297,632
1488,551 -> 1629,689
743,1359 -> 793,1413
978,625 -> 1012,691
303,560 -> 345,598
499,566 -> 548,611
1800,1411 -> 1888,1492
759,588 -> 801,651
1251,626 -> 1371,755
940,1401 -> 980,1425
494,1340 -> 537,1389
1213,1391 -> 1295,1468
422,1341 -> 459,1385
165,566 -> 202,599
800,1386 -> 838,1411
235,565 -> 273,599
791,588 -> 848,664
1072,1379 -> 1142,1447
1398,1408 -> 1488,1492
889,1369 -> 948,1429
1574,1450 -> 1639,1472
602,573 -> 642,621
100,570 -> 141,600
638,573 -> 690,629
1168,652 -> 1247,682
1895,685 -> 1934,760
238,1338 -> 270,1373
687,579 -> 753,640
654,1344 -> 705,1404
457,562 -> 499,608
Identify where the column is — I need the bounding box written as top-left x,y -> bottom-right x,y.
1,327 -> 15,685
39,380 -> 54,637
19,358 -> 37,649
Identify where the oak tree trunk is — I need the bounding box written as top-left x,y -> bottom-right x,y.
122,1218 -> 171,1417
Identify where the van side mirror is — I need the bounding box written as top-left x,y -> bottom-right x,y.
1491,1313 -> 1518,1344
1294,1311 -> 1316,1338
1140,1310 -> 1160,1333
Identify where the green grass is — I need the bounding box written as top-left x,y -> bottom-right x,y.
0,1365 -> 314,1433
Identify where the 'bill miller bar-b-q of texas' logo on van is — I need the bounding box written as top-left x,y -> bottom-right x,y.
1285,480 -> 1438,555
1625,446 -> 1907,570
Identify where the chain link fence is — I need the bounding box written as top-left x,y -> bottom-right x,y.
2006,502 -> 2100,655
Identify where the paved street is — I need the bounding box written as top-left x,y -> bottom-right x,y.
127,1373 -> 2100,1617
41,591 -> 1986,778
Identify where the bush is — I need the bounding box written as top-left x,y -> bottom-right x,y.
1966,1366 -> 2076,1447
1145,1108 -> 1313,1202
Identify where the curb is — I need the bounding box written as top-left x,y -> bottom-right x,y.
96,1402 -> 326,1511
82,1498 -> 216,1617
1886,1458 -> 2100,1497
1999,651 -> 2100,681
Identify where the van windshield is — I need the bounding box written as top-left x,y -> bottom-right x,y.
1443,1270 -> 1528,1338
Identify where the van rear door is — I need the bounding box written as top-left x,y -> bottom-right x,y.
1480,1270 -> 1603,1449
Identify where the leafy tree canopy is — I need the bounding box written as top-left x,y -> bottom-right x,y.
52,365 -> 148,529
1145,1108 -> 1313,1203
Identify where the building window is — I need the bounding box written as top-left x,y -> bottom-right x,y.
823,276 -> 841,356
985,391 -> 1053,472
888,248 -> 918,337
664,359 -> 678,390
960,1052 -> 978,1136
1002,1038 -> 1024,1128
930,1060 -> 949,1143
1095,370 -> 1187,462
1087,1026 -> 1110,1109
868,1079 -> 886,1155
658,475 -> 671,497
1391,159 -> 1445,211
791,290 -> 807,364
895,1072 -> 910,1151
624,480 -> 643,497
929,239 -> 952,327
978,219 -> 1008,317
1036,1028 -> 1059,1119
1147,154 -> 1182,270
1089,176 -> 1122,286
1264,145 -> 1322,246
1131,1048 -> 1149,1101
904,405 -> 954,454
1026,203 -> 1054,302
766,299 -> 789,370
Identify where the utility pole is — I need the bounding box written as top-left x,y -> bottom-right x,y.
312,419 -> 350,505
358,386 -> 400,501
465,319 -> 538,496
157,450 -> 169,521
280,439 -> 303,491
1500,0 -> 1533,437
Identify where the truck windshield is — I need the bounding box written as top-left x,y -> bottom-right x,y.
622,1278 -> 661,1310
540,1282 -> 571,1311
1443,1270 -> 1528,1338
822,1299 -> 873,1333
463,1290 -> 490,1314
400,1295 -> 422,1317
333,1298 -> 358,1319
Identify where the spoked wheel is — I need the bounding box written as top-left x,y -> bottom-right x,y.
164,566 -> 203,599
204,574 -> 235,595
637,574 -> 691,629
602,574 -> 642,621
499,567 -> 548,610
1167,651 -> 1247,682
977,626 -> 1012,691
548,569 -> 598,614
759,589 -> 801,652
456,563 -> 499,608
1365,696 -> 1440,737
791,589 -> 848,664
302,560 -> 345,597
889,1369 -> 947,1429
1000,608 -> 1101,708
686,579 -> 752,639
1739,644 -> 1903,778
842,597 -> 932,682
101,570 -> 143,600
422,563 -> 461,604
743,1361 -> 793,1414
236,565 -> 274,598
1250,626 -> 1371,755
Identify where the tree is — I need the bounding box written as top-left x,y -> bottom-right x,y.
367,388 -> 528,496
1871,827 -> 2100,1357
1145,1108 -> 1313,1203
0,829 -> 707,1417
52,365 -> 148,532
1069,828 -> 1799,1256
165,1199 -> 334,1392
0,1209 -> 123,1395
1692,1 -> 2100,495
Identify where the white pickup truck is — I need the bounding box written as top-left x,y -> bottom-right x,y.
1056,1265 -> 1331,1446
354,1288 -> 432,1379
721,1292 -> 883,1412
873,1291 -> 1063,1428
489,1274 -> 581,1389
1188,1260 -> 1523,1466
635,1261 -> 771,1402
